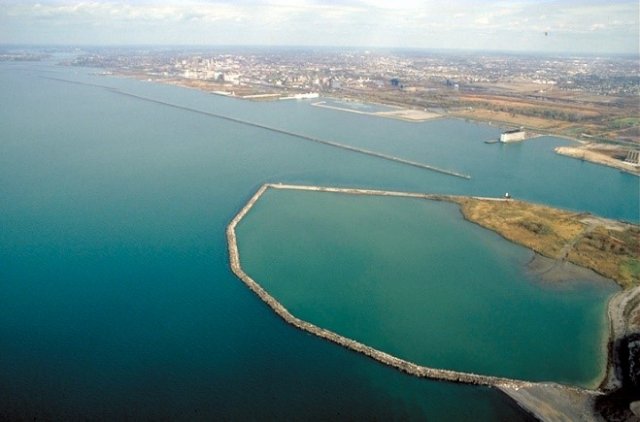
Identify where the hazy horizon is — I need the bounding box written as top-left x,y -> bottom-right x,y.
1,1 -> 638,55
3,43 -> 640,59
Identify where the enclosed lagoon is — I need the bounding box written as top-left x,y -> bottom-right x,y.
235,187 -> 619,387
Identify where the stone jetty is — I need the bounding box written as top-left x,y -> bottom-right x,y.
42,76 -> 471,180
115,91 -> 472,179
226,183 -> 627,421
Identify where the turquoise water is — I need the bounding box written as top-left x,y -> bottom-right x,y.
236,189 -> 619,386
0,59 -> 636,420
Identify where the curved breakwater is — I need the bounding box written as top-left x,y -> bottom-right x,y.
41,76 -> 471,180
227,183 -> 588,392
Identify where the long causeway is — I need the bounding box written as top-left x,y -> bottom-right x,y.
42,76 -> 471,180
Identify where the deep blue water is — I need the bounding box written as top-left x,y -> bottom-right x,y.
0,59 -> 637,420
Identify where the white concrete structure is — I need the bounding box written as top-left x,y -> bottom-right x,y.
280,92 -> 320,100
500,129 -> 526,143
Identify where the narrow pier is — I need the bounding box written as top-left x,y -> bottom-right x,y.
114,90 -> 471,179
42,76 -> 471,180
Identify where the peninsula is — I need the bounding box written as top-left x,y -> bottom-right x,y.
451,196 -> 639,289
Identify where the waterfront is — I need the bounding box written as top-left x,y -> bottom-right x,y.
0,60 -> 637,420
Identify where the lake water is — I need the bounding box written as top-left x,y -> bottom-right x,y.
0,59 -> 637,420
236,188 -> 618,386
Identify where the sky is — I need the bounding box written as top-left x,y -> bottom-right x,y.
0,0 -> 638,55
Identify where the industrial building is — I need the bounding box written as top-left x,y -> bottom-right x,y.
500,129 -> 526,143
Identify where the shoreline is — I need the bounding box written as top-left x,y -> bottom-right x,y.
526,253 -> 616,285
102,71 -> 640,176
311,100 -> 443,123
600,286 -> 640,391
452,196 -> 638,289
526,253 -> 619,391
593,286 -> 640,421
227,183 -> 635,421
555,146 -> 640,176
120,72 -> 446,124
101,72 -> 588,142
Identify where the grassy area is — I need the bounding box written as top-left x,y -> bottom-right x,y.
607,117 -> 640,130
621,259 -> 640,282
449,197 -> 639,289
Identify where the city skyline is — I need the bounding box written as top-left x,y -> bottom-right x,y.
1,0 -> 638,55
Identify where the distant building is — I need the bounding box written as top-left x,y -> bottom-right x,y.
625,150 -> 640,165
500,129 -> 526,143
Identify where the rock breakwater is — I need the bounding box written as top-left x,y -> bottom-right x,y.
227,183 -> 628,421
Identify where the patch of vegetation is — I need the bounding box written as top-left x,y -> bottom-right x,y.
450,197 -> 639,289
518,221 -> 552,235
583,231 -> 632,255
607,117 -> 640,130
621,259 -> 640,282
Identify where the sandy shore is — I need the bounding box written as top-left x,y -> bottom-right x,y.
601,286 -> 640,391
555,146 -> 640,176
311,101 -> 441,122
501,274 -> 640,422
592,286 -> 640,421
374,108 -> 441,122
499,383 -> 603,422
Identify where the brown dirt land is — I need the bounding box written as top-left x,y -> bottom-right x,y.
452,108 -> 568,130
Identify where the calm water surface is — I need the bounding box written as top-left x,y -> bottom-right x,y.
237,189 -> 618,387
0,60 -> 636,420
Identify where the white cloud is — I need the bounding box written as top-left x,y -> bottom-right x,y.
0,0 -> 637,54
